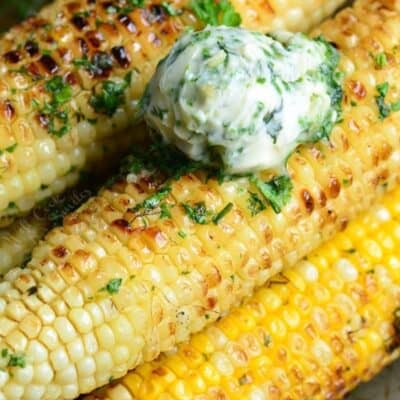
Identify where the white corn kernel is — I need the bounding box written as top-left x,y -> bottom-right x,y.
37,304 -> 56,325
14,146 -> 37,172
94,351 -> 113,372
67,338 -> 85,363
23,384 -> 45,400
49,347 -> 70,371
20,170 -> 41,195
53,153 -> 71,176
33,362 -> 54,385
0,370 -> 8,388
4,175 -> 24,202
69,309 -> 93,334
13,364 -> 33,385
76,356 -> 96,377
83,333 -> 98,356
38,327 -> 59,351
34,139 -> 56,161
85,303 -> 104,327
108,384 -> 133,400
37,162 -> 57,186
54,317 -> 77,343
95,324 -> 115,350
55,364 -> 77,385
3,382 -> 24,399
62,384 -> 79,399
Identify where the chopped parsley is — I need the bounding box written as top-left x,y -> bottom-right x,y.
73,52 -> 114,76
178,230 -> 187,238
247,191 -> 266,216
100,278 -> 122,295
212,202 -> 233,224
162,2 -> 181,15
8,354 -> 26,368
1,349 -> 26,368
160,202 -> 172,219
252,175 -> 293,214
190,0 -> 241,27
90,75 -> 130,116
375,82 -> 400,119
374,52 -> 388,69
183,202 -> 209,224
40,76 -> 72,137
132,187 -> 172,214
0,143 -> 17,156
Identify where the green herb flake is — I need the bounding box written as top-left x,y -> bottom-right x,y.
90,79 -> 128,116
132,187 -> 172,213
39,76 -> 73,137
160,203 -> 172,219
1,349 -> 8,358
178,230 -> 187,238
374,52 -> 388,69
45,76 -> 72,105
7,353 -> 26,368
183,202 -> 209,224
0,143 -> 18,156
247,191 -> 266,216
212,202 -> 233,224
162,2 -> 181,15
100,278 -> 123,295
252,175 -> 293,214
375,82 -> 400,119
190,0 -> 241,27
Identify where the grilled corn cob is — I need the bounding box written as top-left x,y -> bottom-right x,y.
0,1 -> 395,399
0,122 -> 147,272
0,0 -> 346,223
85,187 -> 400,400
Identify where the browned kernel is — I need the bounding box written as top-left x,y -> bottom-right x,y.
111,46 -> 131,68
301,189 -> 314,213
39,54 -> 59,74
348,80 -> 367,99
52,246 -> 69,258
24,40 -> 39,56
328,176 -> 341,198
112,219 -> 133,233
4,50 -> 21,64
3,101 -> 15,120
72,15 -> 89,30
118,14 -> 137,33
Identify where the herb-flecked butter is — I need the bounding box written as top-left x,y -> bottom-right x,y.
143,27 -> 342,173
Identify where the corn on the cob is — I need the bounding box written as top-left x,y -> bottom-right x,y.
0,121 -> 148,273
0,1 -> 395,399
0,0 -> 346,223
85,187 -> 400,400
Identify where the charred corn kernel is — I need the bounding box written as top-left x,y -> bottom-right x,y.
89,184 -> 400,400
0,0 -> 345,223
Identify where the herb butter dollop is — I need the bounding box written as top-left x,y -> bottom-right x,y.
143,27 -> 342,173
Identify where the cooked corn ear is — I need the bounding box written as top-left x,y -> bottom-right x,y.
86,187 -> 400,400
0,122 -> 146,273
0,0 -> 396,399
0,0 -> 346,223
